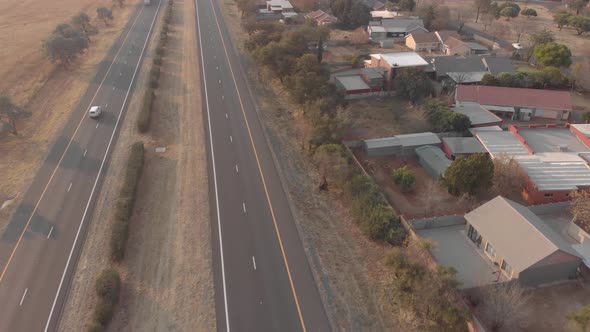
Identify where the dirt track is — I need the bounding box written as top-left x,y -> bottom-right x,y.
59,0 -> 215,330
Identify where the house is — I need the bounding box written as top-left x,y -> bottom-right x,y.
442,36 -> 488,56
473,124 -> 590,204
332,67 -> 386,98
451,104 -> 503,128
415,145 -> 451,178
440,137 -> 486,160
405,31 -> 440,52
424,55 -> 515,84
367,17 -> 426,42
455,85 -> 573,121
305,10 -> 337,25
464,196 -> 582,286
361,0 -> 386,11
262,0 -> 297,18
363,132 -> 441,157
370,10 -> 399,21
435,30 -> 462,52
365,52 -> 428,87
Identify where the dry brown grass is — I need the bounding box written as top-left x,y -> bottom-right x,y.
0,1 -> 138,232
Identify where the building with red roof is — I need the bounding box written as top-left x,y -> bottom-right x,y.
455,85 -> 573,121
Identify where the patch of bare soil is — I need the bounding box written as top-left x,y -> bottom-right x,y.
59,0 -> 215,330
0,1 -> 138,232
219,1 -> 400,330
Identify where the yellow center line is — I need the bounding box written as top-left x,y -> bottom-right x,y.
0,4 -> 146,284
208,1 -> 307,331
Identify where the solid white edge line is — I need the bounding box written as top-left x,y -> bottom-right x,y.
19,288 -> 28,306
195,1 -> 231,331
43,1 -> 163,331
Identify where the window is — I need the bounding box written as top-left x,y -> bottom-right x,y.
501,260 -> 513,277
485,243 -> 496,259
544,193 -> 553,198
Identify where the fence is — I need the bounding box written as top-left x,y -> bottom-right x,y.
411,215 -> 466,230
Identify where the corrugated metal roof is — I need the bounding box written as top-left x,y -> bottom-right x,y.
517,158 -> 590,191
466,196 -> 580,274
453,103 -> 502,126
335,75 -> 370,91
363,136 -> 401,149
415,145 -> 451,175
363,132 -> 439,149
442,137 -> 486,154
475,131 -> 530,157
371,52 -> 428,68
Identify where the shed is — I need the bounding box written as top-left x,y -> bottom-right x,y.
415,145 -> 451,178
441,137 -> 486,160
363,132 -> 440,157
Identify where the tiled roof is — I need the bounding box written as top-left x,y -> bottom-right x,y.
408,31 -> 439,43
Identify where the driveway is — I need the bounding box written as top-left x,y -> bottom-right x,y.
418,225 -> 503,289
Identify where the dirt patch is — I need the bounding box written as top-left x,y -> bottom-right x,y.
0,1 -> 138,232
59,0 -> 215,330
466,281 -> 590,332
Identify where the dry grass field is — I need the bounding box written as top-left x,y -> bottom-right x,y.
0,1 -> 138,232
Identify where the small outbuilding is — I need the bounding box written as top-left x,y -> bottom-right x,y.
415,145 -> 451,178
363,132 -> 441,157
441,137 -> 486,160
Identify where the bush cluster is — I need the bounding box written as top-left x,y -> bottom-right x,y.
392,166 -> 415,192
110,141 -> 145,261
346,174 -> 406,245
88,269 -> 121,331
481,68 -> 571,90
423,100 -> 470,133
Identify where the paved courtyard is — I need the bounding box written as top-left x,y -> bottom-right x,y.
418,225 -> 503,289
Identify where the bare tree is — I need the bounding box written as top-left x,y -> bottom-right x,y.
97,7 -> 114,25
481,12 -> 495,32
482,282 -> 531,331
420,179 -> 444,216
493,155 -> 527,200
571,190 -> 590,230
0,95 -> 23,135
312,144 -> 350,190
571,59 -> 590,92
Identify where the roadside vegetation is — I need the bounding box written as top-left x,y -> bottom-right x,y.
137,0 -> 174,133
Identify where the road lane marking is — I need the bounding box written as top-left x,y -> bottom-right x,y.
120,72 -> 122,76
0,1 -> 148,287
229,135 -> 232,143
194,2 -> 231,330
235,164 -> 239,173
67,183 -> 72,192
19,288 -> 28,306
252,256 -> 257,270
242,203 -> 246,213
225,113 -> 228,119
222,95 -> 224,100
217,66 -> 219,70
47,226 -> 54,239
96,123 -> 100,128
83,149 -> 87,157
113,86 -> 115,90
105,103 -> 108,108
43,2 -> 162,331
208,2 -> 308,330
218,79 -> 221,84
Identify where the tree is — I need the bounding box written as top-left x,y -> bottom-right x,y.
331,0 -> 371,30
493,155 -> 527,199
583,112 -> 590,123
568,0 -> 590,15
417,4 -> 437,30
392,166 -> 415,192
444,153 -> 494,195
571,190 -> 590,230
44,30 -> 89,67
71,12 -> 94,39
317,37 -> 323,63
521,8 -> 537,18
473,0 -> 492,23
568,305 -> 590,332
0,95 -> 23,135
398,0 -> 416,12
394,68 -> 433,102
533,42 -> 572,68
481,282 -> 530,331
572,59 -> 590,91
312,144 -> 350,190
569,16 -> 590,35
113,0 -> 125,8
499,6 -> 519,20
97,7 -> 114,25
423,100 -> 471,132
553,10 -> 572,30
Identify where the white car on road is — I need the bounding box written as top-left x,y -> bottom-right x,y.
88,106 -> 102,118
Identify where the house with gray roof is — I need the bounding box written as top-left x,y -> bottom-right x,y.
367,17 -> 427,42
424,55 -> 515,84
415,145 -> 451,178
363,132 -> 440,157
440,137 -> 486,160
465,196 -> 582,286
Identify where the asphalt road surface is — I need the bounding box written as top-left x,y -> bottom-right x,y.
194,0 -> 331,331
0,1 -> 162,331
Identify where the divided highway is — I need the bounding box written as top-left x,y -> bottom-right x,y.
0,1 -> 162,331
194,0 -> 331,331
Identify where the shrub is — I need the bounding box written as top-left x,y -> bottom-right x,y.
149,78 -> 159,89
137,89 -> 154,133
93,301 -> 115,326
153,56 -> 163,66
87,321 -> 103,332
95,269 -> 121,303
155,47 -> 165,57
149,66 -> 160,81
109,142 -> 144,261
392,166 -> 415,192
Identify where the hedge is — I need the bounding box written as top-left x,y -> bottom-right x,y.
137,89 -> 154,133
109,142 -> 144,261
88,269 -> 121,331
